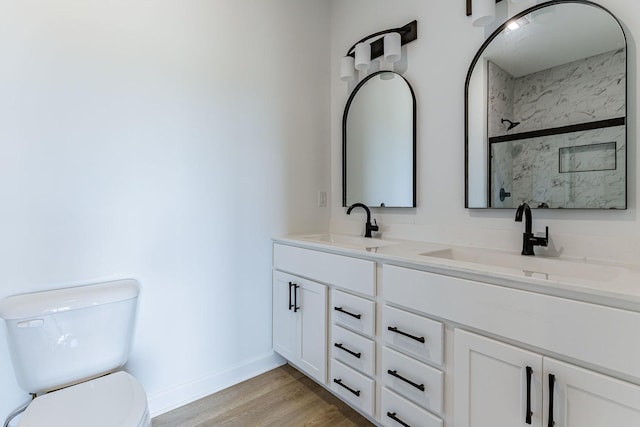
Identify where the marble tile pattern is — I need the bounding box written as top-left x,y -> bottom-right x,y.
487,49 -> 626,208
488,49 -> 625,137
513,49 -> 625,132
488,61 -> 515,138
490,141 -> 514,208
491,125 -> 625,209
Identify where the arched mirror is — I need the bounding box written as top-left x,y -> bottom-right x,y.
343,71 -> 416,208
465,0 -> 626,209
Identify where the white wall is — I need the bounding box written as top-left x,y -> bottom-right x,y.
330,0 -> 640,265
0,0 -> 330,421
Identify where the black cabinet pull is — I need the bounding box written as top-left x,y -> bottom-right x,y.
387,369 -> 425,391
387,326 -> 425,343
526,366 -> 533,424
334,343 -> 361,358
334,306 -> 361,319
333,378 -> 360,396
288,282 -> 294,310
387,412 -> 411,427
548,374 -> 556,427
293,284 -> 300,313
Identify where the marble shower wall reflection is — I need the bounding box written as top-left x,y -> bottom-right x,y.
491,126 -> 625,209
488,49 -> 626,209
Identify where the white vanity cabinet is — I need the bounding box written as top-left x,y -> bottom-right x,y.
455,329 -> 640,427
272,242 -> 377,416
272,270 -> 327,384
273,237 -> 640,427
383,264 -> 640,427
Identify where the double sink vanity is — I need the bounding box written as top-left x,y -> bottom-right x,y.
272,233 -> 640,427
275,0 -> 639,425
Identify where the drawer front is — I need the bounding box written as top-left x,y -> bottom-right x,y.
382,347 -> 443,415
332,289 -> 376,336
273,244 -> 375,296
330,359 -> 375,416
383,305 -> 443,366
381,387 -> 443,427
331,324 -> 375,376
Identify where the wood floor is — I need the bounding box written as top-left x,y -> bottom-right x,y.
152,364 -> 374,427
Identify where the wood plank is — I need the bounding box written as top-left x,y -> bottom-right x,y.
152,364 -> 373,427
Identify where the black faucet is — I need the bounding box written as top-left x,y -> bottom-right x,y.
347,203 -> 379,238
514,202 -> 549,256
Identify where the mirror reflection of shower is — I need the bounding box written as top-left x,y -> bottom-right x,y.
501,118 -> 520,131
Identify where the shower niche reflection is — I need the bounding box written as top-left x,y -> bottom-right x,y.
466,1 -> 627,209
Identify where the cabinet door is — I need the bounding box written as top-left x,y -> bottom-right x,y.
272,271 -> 297,362
454,329 -> 543,427
543,357 -> 640,427
298,279 -> 327,384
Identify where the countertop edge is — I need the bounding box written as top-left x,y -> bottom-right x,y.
272,235 -> 640,312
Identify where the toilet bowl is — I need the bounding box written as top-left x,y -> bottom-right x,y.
18,372 -> 151,427
0,280 -> 150,427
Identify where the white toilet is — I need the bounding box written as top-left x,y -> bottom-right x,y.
0,279 -> 151,427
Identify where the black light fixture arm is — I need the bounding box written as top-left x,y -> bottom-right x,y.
344,20 -> 418,60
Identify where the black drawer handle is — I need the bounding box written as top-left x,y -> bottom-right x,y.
387,326 -> 425,343
293,284 -> 300,313
334,306 -> 361,319
548,374 -> 556,427
526,366 -> 533,424
334,343 -> 362,359
333,378 -> 360,396
387,369 -> 425,391
288,282 -> 294,310
387,412 -> 411,427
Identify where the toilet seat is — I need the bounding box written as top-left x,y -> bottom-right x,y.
19,371 -> 150,427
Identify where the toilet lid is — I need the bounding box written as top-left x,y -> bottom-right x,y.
19,371 -> 149,427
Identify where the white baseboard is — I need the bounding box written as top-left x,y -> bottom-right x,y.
148,351 -> 286,418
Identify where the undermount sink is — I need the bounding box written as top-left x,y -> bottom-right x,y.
300,234 -> 398,250
420,247 -> 623,282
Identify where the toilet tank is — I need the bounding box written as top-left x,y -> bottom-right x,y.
0,279 -> 140,394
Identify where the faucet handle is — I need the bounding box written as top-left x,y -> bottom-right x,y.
531,226 -> 549,247
370,219 -> 379,232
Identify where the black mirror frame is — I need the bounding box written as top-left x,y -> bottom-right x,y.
343,70 -> 417,208
464,0 -> 628,209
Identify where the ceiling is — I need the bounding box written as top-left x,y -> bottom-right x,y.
482,3 -> 625,77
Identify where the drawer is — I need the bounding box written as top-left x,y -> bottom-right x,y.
383,305 -> 443,366
381,387 -> 443,427
331,324 -> 375,376
273,244 -> 376,296
330,359 -> 375,416
382,347 -> 443,415
332,289 -> 375,336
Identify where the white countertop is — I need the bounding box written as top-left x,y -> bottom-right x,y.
273,233 -> 640,311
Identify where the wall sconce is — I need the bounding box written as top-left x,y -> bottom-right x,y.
383,33 -> 402,63
340,56 -> 356,82
466,0 -> 504,26
354,42 -> 371,71
339,20 -> 418,82
471,0 -> 497,26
